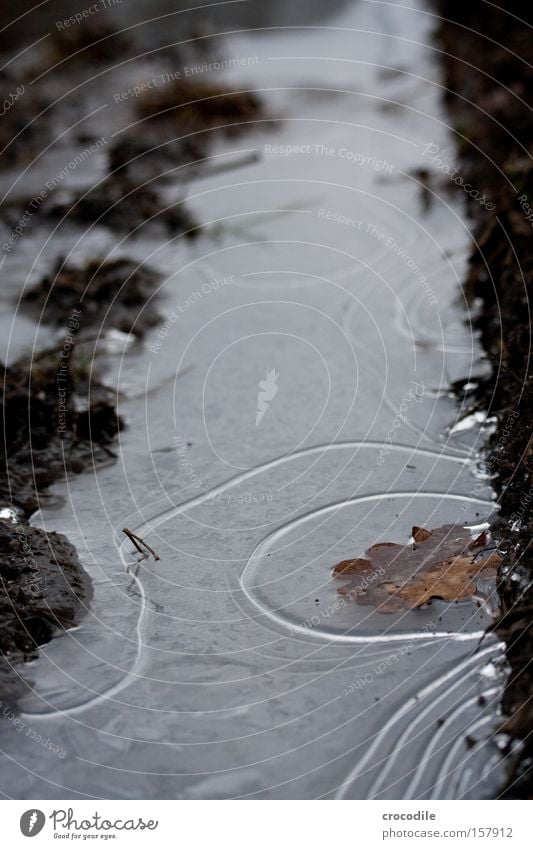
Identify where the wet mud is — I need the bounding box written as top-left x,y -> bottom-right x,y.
438,0 -> 533,796
0,520 -> 92,713
22,257 -> 162,335
0,347 -> 119,703
1,353 -> 121,519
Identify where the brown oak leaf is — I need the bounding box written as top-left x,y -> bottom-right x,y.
332,525 -> 501,614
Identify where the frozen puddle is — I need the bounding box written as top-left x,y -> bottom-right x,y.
1,0 -> 506,799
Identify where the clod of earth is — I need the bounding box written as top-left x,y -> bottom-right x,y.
137,79 -> 262,132
0,354 -> 121,517
22,257 -> 161,336
109,134 -> 206,185
0,72 -> 50,172
0,346 -> 118,704
47,16 -> 131,65
0,520 -> 92,709
46,177 -> 198,237
332,525 -> 502,613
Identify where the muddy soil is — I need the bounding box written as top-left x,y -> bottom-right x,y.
0,520 -> 92,713
438,0 -> 533,796
0,71 -> 51,172
22,257 -> 162,335
44,78 -> 264,234
108,133 -> 205,186
137,78 -> 263,131
1,354 -> 121,520
0,349 -> 119,703
45,173 -> 199,237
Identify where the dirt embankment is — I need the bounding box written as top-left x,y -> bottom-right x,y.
0,329 -> 122,708
437,0 -> 533,796
0,521 -> 92,711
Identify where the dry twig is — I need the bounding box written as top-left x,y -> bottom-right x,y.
122,527 -> 160,561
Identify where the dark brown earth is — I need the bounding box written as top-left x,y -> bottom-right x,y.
0,349 -> 120,705
22,257 -> 161,335
437,0 -> 533,797
137,78 -> 263,133
46,175 -> 199,237
46,14 -> 131,66
0,71 -> 51,172
1,353 -> 121,520
108,133 -> 205,185
0,520 -> 92,713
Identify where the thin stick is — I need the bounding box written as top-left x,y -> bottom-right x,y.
122,527 -> 160,561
